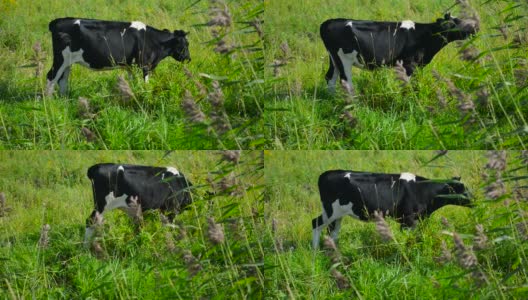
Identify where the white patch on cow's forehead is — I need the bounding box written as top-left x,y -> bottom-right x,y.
74,19 -> 81,25
345,21 -> 353,28
130,21 -> 146,31
400,20 -> 415,30
104,192 -> 129,211
399,172 -> 416,182
166,167 -> 180,175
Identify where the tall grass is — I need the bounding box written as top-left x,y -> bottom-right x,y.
0,0 -> 264,149
0,150 -> 264,298
264,0 -> 527,149
265,150 -> 528,298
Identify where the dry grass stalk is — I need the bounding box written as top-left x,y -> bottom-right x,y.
38,224 -> 51,249
116,75 -> 134,104
272,218 -> 278,234
475,87 -> 489,107
32,41 -> 44,77
373,210 -> 393,242
81,127 -> 96,142
516,222 -> 528,241
181,90 -> 206,123
441,216 -> 451,229
331,269 -> 351,290
453,233 -> 477,269
340,79 -> 355,97
249,19 -> 263,38
485,179 -> 505,199
220,150 -> 241,164
435,89 -> 447,108
271,59 -> 288,77
473,224 -> 488,250
521,150 -> 528,166
0,192 -> 12,217
207,217 -> 225,245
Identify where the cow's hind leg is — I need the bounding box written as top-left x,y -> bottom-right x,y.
325,54 -> 339,93
312,214 -> 326,249
46,56 -> 68,96
327,218 -> 342,244
336,49 -> 354,94
57,66 -> 71,96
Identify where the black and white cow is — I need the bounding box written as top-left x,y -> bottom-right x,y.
46,18 -> 190,96
312,170 -> 470,249
320,13 -> 478,92
84,163 -> 192,246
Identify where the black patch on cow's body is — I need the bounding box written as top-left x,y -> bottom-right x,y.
312,170 -> 470,248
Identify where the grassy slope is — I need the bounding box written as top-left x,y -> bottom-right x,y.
0,151 -> 264,298
265,151 -> 528,298
0,0 -> 264,150
264,0 -> 527,149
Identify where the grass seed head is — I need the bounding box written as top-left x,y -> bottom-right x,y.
516,222 -> 528,241
214,39 -> 234,54
38,224 -> 51,249
475,87 -> 489,107
128,195 -> 143,223
165,232 -> 176,253
181,90 -> 206,123
271,218 -> 278,234
340,110 -> 358,128
485,179 -> 506,199
373,210 -> 393,242
459,46 -> 480,61
208,8 -> 232,27
81,127 -> 96,142
249,19 -> 263,38
453,233 -> 478,269
183,250 -> 202,277
340,79 -> 355,98
32,41 -> 44,77
323,235 -> 337,252
116,75 -> 134,104
435,240 -> 452,264
473,224 -> 488,250
394,60 -> 410,85
485,151 -> 507,174
78,97 -> 95,119
331,269 -> 350,290
207,217 -> 225,245
220,150 -> 241,164
441,216 -> 451,229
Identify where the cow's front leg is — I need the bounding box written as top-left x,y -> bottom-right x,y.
325,54 -> 339,93
142,68 -> 150,83
327,218 -> 342,244
312,215 -> 326,249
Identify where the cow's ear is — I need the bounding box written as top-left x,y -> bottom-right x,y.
174,30 -> 188,37
452,176 -> 461,181
444,12 -> 452,20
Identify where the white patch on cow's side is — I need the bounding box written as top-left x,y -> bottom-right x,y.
104,192 -> 129,211
328,199 -> 359,221
120,28 -> 127,37
400,20 -> 415,30
130,21 -> 146,31
166,167 -> 180,175
337,48 -> 363,90
47,46 -> 90,95
344,173 -> 351,179
345,21 -> 353,28
74,19 -> 81,25
117,165 -> 124,172
399,172 -> 416,182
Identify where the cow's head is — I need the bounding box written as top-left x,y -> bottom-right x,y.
433,177 -> 472,209
436,13 -> 479,41
169,30 -> 191,62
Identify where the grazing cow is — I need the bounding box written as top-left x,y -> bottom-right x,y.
46,18 -> 190,96
84,163 -> 192,246
312,170 -> 470,249
320,13 -> 479,92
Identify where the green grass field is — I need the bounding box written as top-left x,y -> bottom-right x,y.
264,0 -> 527,149
0,0 -> 264,149
265,150 -> 528,298
0,151 -> 264,298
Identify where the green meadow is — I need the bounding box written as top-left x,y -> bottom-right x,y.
0,0 -> 264,149
265,150 -> 528,298
265,0 -> 527,149
0,151 -> 264,298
